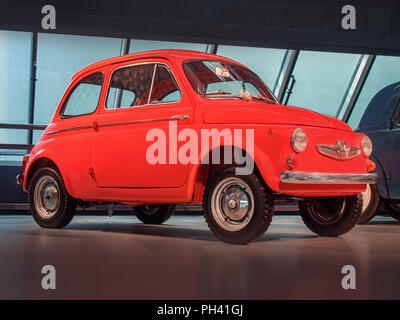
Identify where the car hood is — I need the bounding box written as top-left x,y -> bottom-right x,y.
203,103 -> 352,131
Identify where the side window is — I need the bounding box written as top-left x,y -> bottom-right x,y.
106,64 -> 155,109
149,65 -> 181,104
61,72 -> 104,117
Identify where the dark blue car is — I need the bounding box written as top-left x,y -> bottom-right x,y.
356,81 -> 400,223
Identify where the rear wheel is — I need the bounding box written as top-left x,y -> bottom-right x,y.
357,184 -> 380,224
385,200 -> 400,221
203,166 -> 274,244
133,204 -> 175,224
29,167 -> 76,228
299,195 -> 362,236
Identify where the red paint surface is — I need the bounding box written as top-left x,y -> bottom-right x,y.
23,50 -> 371,203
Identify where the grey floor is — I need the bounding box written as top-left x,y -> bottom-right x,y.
0,214 -> 399,300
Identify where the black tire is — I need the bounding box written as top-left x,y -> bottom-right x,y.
299,194 -> 362,237
203,166 -> 274,244
133,204 -> 176,224
29,167 -> 76,228
357,184 -> 380,224
385,200 -> 400,221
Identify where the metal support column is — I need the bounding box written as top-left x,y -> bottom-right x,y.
276,50 -> 299,104
27,32 -> 38,145
340,55 -> 376,123
206,44 -> 218,54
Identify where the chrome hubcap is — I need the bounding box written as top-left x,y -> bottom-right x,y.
34,175 -> 60,219
140,205 -> 161,215
361,184 -> 371,213
308,197 -> 346,225
211,177 -> 254,232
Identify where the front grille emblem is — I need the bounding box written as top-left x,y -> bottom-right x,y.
317,140 -> 360,160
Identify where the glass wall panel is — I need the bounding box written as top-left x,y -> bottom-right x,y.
348,55 -> 400,129
129,39 -> 207,53
286,51 -> 361,117
216,45 -> 288,92
33,33 -> 122,142
0,30 -> 32,146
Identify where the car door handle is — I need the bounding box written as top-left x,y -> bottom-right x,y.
170,114 -> 189,121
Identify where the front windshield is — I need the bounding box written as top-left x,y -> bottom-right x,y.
183,59 -> 277,103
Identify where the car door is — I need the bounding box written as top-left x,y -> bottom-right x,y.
388,97 -> 400,198
91,60 -> 193,188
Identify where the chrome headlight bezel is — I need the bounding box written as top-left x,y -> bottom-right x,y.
291,128 -> 307,153
361,135 -> 373,157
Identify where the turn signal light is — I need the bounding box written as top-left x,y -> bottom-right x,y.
367,160 -> 376,172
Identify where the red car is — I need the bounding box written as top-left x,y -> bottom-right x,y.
18,49 -> 377,244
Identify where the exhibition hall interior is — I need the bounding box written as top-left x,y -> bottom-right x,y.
0,0 -> 399,300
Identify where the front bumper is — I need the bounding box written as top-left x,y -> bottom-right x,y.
280,171 -> 378,185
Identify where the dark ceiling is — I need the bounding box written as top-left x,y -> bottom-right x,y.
0,0 -> 399,55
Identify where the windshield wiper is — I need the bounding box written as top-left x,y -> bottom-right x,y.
205,90 -> 250,101
248,94 -> 277,104
204,89 -> 233,95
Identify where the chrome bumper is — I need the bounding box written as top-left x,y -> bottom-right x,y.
280,171 -> 378,185
16,174 -> 24,185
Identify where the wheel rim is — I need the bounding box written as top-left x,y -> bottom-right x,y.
140,205 -> 161,215
308,197 -> 346,225
33,175 -> 60,219
210,177 -> 254,232
361,184 -> 372,213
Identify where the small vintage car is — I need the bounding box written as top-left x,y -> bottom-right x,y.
357,81 -> 400,224
17,49 -> 377,244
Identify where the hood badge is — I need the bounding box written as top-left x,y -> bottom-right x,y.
317,140 -> 361,160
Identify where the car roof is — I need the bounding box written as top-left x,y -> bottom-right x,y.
71,49 -> 246,80
357,81 -> 400,131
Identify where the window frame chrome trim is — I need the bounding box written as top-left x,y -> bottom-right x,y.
104,61 -> 183,111
59,71 -> 105,119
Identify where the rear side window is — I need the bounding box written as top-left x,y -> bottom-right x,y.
61,72 -> 104,117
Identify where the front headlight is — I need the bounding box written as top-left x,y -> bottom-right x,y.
291,128 -> 307,153
362,135 -> 373,157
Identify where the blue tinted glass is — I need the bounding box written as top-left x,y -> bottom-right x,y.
348,55 -> 400,129
62,73 -> 104,116
0,30 -> 31,146
216,45 -> 288,91
287,51 -> 361,117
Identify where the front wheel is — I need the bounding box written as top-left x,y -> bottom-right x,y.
385,200 -> 400,221
29,167 -> 76,228
133,204 -> 176,224
299,195 -> 362,237
203,166 -> 274,244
